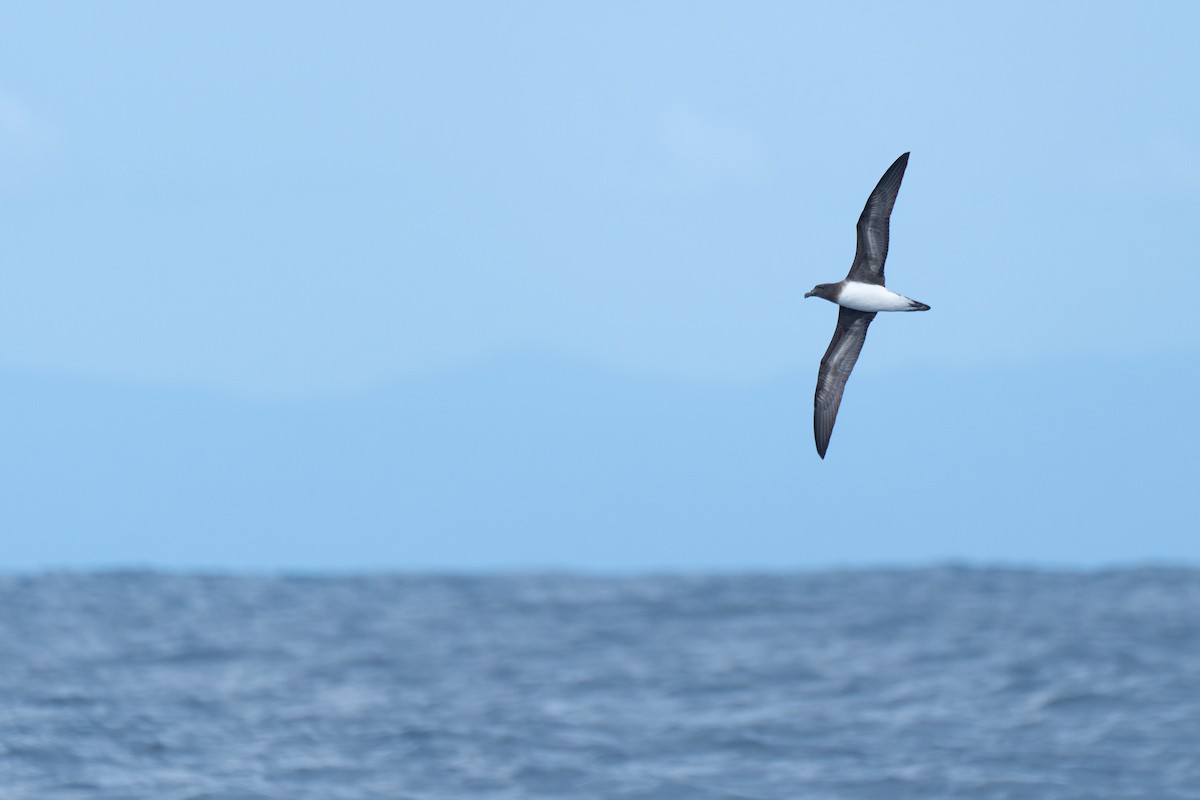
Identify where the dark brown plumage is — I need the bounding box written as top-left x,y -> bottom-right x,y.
809,153 -> 924,459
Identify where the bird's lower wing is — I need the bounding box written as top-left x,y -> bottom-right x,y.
814,308 -> 876,459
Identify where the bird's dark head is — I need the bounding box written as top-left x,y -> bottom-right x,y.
804,283 -> 837,302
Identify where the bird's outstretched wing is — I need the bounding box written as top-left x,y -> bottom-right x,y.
814,307 -> 876,459
846,152 -> 909,286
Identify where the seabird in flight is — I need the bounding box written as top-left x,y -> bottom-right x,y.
805,152 -> 928,459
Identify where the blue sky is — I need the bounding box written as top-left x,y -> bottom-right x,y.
2,3 -> 1198,570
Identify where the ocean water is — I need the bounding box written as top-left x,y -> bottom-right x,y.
1,569 -> 1198,799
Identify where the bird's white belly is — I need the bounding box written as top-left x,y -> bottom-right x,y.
837,281 -> 913,312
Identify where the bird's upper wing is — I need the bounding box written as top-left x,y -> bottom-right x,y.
846,152 -> 909,286
814,307 -> 876,459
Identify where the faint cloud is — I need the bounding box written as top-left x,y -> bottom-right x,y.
1148,131 -> 1200,186
1102,130 -> 1200,190
655,106 -> 766,188
0,87 -> 58,180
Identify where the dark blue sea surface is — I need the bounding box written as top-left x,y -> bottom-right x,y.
1,568 -> 1199,799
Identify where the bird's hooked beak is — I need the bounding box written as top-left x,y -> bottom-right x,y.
803,290 -> 814,298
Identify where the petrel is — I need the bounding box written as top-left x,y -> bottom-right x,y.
805,152 -> 928,459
